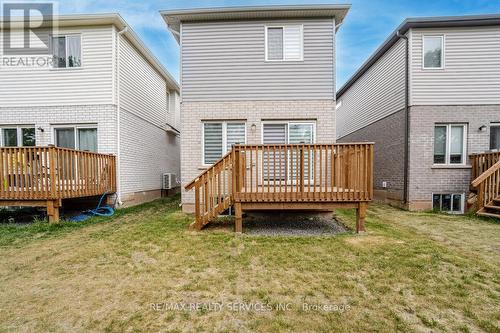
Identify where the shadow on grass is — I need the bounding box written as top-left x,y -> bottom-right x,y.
0,194 -> 181,247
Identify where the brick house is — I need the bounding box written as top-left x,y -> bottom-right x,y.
161,5 -> 351,213
336,14 -> 500,214
0,14 -> 181,206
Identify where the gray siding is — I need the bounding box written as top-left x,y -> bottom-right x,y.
410,26 -> 500,105
336,38 -> 406,139
181,19 -> 335,101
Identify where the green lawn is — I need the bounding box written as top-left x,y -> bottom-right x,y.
0,196 -> 498,332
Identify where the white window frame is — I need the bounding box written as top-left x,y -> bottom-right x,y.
434,123 -> 467,166
422,35 -> 445,70
201,121 -> 247,166
264,25 -> 304,62
52,124 -> 98,151
432,193 -> 464,214
260,121 -> 316,144
490,122 -> 500,151
0,125 -> 36,147
50,33 -> 83,70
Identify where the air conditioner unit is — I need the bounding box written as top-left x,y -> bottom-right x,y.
162,173 -> 176,190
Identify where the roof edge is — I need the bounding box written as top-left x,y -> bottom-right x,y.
337,13 -> 500,98
160,4 -> 351,44
1,13 -> 180,92
160,4 -> 351,16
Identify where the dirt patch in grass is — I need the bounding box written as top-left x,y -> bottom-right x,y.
0,198 -> 498,332
207,211 -> 350,236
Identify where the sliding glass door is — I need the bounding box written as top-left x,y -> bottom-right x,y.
262,122 -> 315,182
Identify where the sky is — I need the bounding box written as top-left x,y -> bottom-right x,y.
56,0 -> 500,88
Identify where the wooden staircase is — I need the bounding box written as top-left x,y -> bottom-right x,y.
479,196 -> 500,218
185,143 -> 374,233
184,150 -> 235,230
470,152 -> 500,219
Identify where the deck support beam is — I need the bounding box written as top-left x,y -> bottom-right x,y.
234,202 -> 242,234
46,199 -> 61,223
356,202 -> 367,233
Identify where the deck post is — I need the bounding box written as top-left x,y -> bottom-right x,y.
234,202 -> 242,233
356,202 -> 367,233
46,199 -> 60,223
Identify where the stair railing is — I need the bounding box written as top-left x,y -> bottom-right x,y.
471,160 -> 500,211
185,150 -> 236,230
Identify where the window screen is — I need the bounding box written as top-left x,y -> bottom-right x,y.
267,27 -> 283,60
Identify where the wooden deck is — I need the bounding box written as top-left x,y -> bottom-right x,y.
0,146 -> 116,222
185,143 -> 374,233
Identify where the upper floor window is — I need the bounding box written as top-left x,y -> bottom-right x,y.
265,25 -> 303,61
51,35 -> 82,68
423,35 -> 444,69
434,124 -> 466,165
0,126 -> 36,147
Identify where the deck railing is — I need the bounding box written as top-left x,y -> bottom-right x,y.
470,151 -> 500,180
0,146 -> 116,201
471,160 -> 500,211
233,143 -> 374,202
186,143 -> 374,229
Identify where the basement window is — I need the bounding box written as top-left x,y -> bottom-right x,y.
432,193 -> 464,214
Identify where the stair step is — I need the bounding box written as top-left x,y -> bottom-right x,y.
485,205 -> 500,212
477,210 -> 500,219
493,198 -> 500,205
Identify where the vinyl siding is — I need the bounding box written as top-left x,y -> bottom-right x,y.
119,35 -> 169,128
118,34 -> 181,198
411,26 -> 500,105
336,38 -> 406,139
181,18 -> 335,101
0,25 -> 114,106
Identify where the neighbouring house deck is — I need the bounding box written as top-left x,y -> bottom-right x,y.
469,151 -> 500,218
0,146 -> 116,221
186,143 -> 374,232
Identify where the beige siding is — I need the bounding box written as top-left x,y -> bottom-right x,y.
0,25 -> 114,106
181,18 -> 335,101
336,38 -> 406,139
411,26 -> 500,105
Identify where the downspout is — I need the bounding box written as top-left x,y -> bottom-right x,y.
115,26 -> 128,206
397,30 -> 410,206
